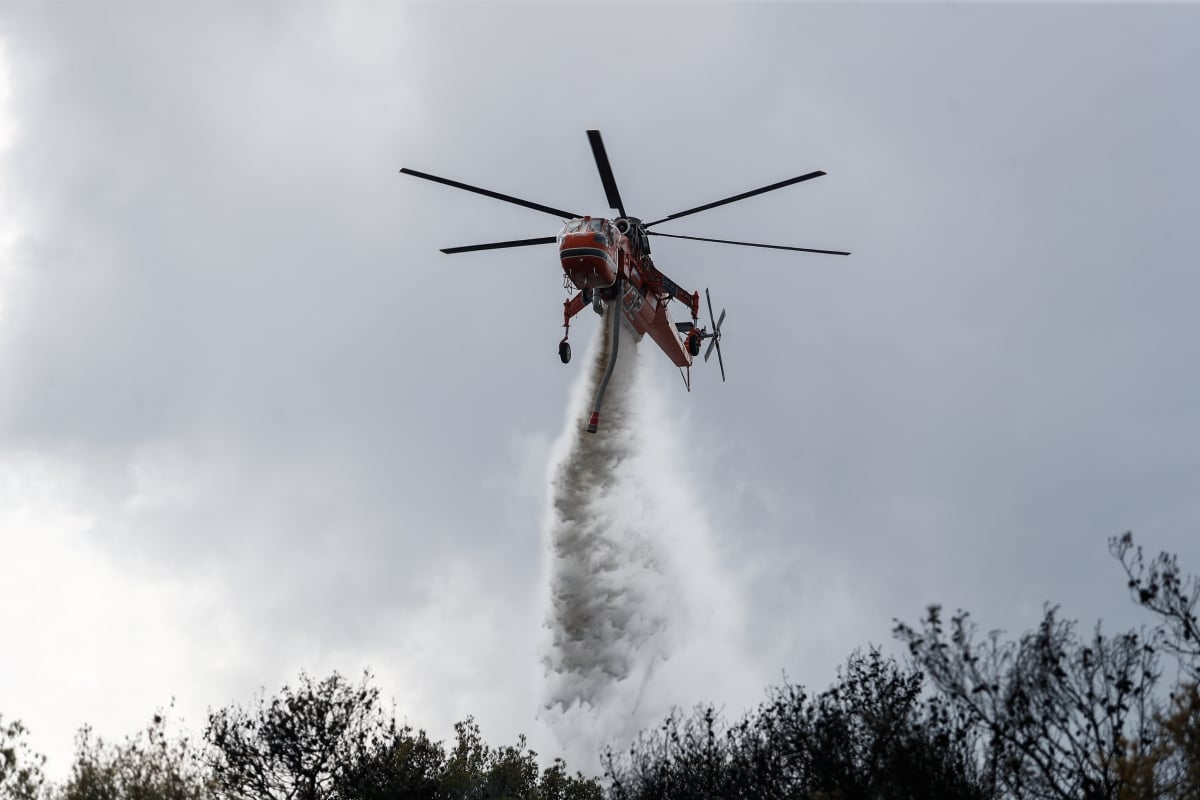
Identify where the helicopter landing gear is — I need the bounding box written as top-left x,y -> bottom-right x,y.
686,329 -> 702,357
558,339 -> 571,364
592,290 -> 606,316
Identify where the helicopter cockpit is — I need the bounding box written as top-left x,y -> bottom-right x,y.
558,217 -> 616,245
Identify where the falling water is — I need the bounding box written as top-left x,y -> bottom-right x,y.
538,306 -> 752,766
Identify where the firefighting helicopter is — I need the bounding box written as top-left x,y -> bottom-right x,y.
401,130 -> 849,433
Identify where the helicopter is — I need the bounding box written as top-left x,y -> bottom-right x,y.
401,130 -> 849,433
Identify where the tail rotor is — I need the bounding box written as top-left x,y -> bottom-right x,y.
703,288 -> 726,382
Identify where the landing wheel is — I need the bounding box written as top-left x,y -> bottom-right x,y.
558,340 -> 572,364
592,291 -> 605,315
687,331 -> 702,357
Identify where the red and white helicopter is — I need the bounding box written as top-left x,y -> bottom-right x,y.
401,130 -> 848,432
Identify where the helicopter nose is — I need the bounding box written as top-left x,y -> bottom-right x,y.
560,237 -> 618,289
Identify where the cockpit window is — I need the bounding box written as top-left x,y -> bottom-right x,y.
558,218 -> 613,240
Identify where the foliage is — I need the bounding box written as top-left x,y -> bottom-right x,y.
205,670 -> 383,800
1109,532 -> 1200,798
331,719 -> 443,800
0,717 -> 47,800
434,717 -> 598,800
770,648 -> 991,800
896,604 -> 1160,800
58,707 -> 210,800
1155,683 -> 1200,799
337,715 -> 602,800
205,670 -> 601,800
1112,532 -> 1200,679
602,648 -> 992,800
1110,681 -> 1200,800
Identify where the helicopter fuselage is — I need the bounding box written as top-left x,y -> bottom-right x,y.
558,216 -> 699,368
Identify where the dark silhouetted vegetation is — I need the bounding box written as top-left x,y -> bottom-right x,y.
1113,532 -> 1200,680
4,532 -> 1199,800
60,707 -> 209,800
205,671 -> 380,800
349,717 -> 604,800
896,605 -> 1159,800
1,717 -> 46,800
602,648 -> 991,800
602,532 -> 1200,800
204,670 -> 600,800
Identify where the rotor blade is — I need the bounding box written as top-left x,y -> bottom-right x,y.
649,231 -> 850,256
646,171 -> 826,226
400,168 -> 580,219
440,236 -> 557,255
586,130 -> 626,217
703,287 -> 725,380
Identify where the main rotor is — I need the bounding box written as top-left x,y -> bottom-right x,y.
400,130 -> 850,258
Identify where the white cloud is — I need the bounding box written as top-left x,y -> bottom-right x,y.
0,453 -> 248,780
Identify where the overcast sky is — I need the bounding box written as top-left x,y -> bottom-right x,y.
2,0 -> 1199,779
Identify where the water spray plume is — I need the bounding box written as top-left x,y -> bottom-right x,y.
538,307 -> 757,768
543,310 -> 667,707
